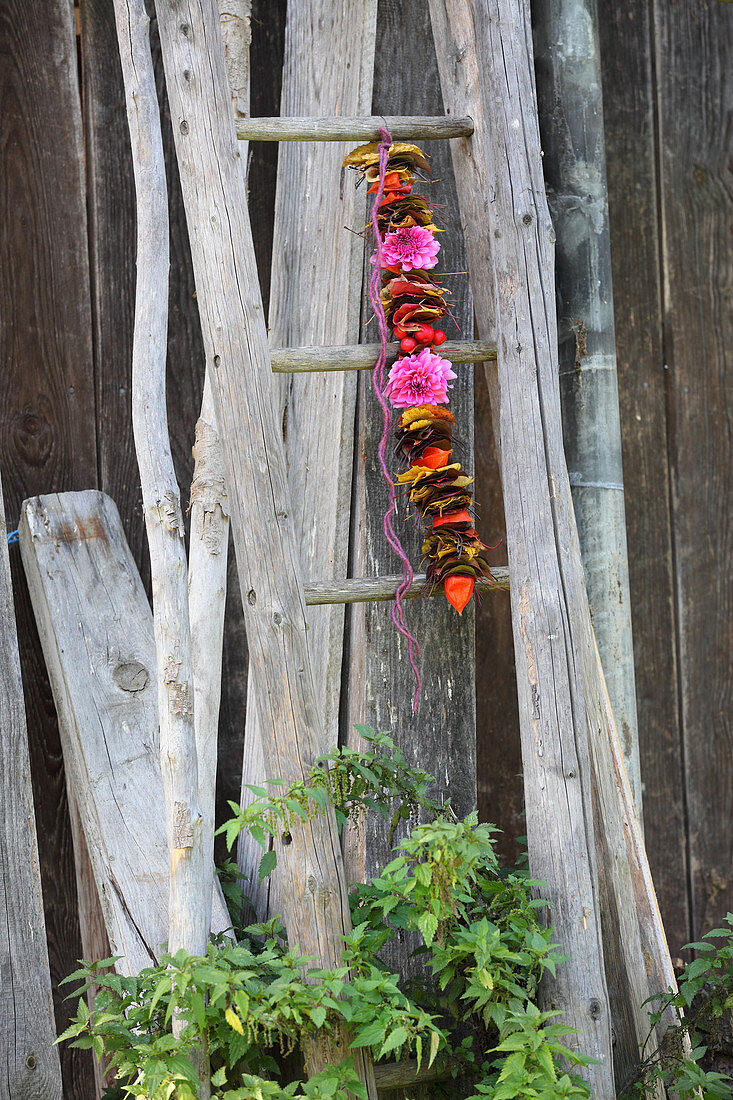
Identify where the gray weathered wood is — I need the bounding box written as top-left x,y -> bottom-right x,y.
532,0 -> 642,821
153,1 -> 376,1088
237,0 -> 377,922
19,491 -> 230,976
0,470 -> 62,1100
429,1 -> 613,1091
235,115 -> 474,141
304,570 -> 509,605
113,0 -> 208,962
217,0 -> 251,119
269,340 -> 496,372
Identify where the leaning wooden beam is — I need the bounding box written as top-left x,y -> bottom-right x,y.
113,0 -> 207,962
0,472 -> 62,1100
269,339 -> 496,372
19,492 -> 230,975
188,372 -> 230,938
237,0 -> 378,922
235,115 -> 474,141
533,0 -> 642,820
154,1 -> 376,1090
429,0 -> 615,1092
304,570 -> 509,605
429,2 -> 676,1093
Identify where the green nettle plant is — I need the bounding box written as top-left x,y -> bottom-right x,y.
58,727 -> 732,1100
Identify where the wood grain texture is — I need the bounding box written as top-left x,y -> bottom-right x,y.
235,115 -> 474,140
596,0 -> 689,956
0,2 -> 98,1094
344,2 -> 478,1021
153,2 -> 376,1087
654,0 -> 733,940
238,0 -> 377,917
114,0 -> 209,959
270,340 -> 496,372
19,491 -> 230,975
532,0 -> 642,818
0,470 -> 62,1100
304,570 -> 509,604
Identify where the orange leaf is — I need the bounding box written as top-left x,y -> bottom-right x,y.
420,447 -> 453,470
444,575 -> 475,614
432,509 -> 473,528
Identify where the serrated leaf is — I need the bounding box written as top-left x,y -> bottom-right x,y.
258,849 -> 277,881
225,1007 -> 244,1035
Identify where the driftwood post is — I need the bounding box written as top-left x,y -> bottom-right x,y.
154,0 -> 376,1090
112,0 -> 207,959
532,0 -> 642,817
237,0 -> 377,916
0,472 -> 62,1100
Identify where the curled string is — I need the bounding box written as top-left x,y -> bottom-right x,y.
368,126 -> 421,710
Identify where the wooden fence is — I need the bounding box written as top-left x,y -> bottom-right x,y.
0,0 -> 729,1094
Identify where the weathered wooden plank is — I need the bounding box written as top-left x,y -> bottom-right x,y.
0,2 -> 99,1093
0,469 -> 62,1100
596,0 -> 689,955
153,2 -> 376,1087
429,1 -> 627,1091
304,570 -> 509,605
235,115 -> 474,140
269,340 -> 496,372
344,3 -> 477,1026
654,0 -> 733,940
237,0 -> 377,919
532,0 -> 642,819
19,491 -> 230,976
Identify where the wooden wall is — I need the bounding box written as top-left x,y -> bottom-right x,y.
0,0 -> 729,1093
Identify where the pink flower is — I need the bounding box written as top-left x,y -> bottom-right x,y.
385,347 -> 457,408
381,226 -> 440,272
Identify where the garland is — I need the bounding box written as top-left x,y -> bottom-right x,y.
344,132 -> 497,655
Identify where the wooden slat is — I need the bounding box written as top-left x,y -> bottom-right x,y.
269,339 -> 496,372
655,0 -> 732,940
237,0 -> 378,923
0,470 -> 62,1099
304,570 -> 509,605
0,3 -> 99,1094
235,114 -> 474,140
344,6 -> 478,1050
19,491 -> 230,976
597,0 -> 689,954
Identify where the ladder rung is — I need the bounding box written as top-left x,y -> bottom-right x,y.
304,569 -> 509,605
236,116 -> 474,142
270,340 -> 497,373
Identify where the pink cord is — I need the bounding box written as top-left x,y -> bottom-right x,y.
368,127 -> 421,710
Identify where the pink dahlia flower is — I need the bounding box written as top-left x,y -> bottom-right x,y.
381,226 -> 440,272
385,347 -> 457,408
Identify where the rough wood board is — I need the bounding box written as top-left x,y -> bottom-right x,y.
19,491 -> 230,975
0,2 -> 99,1094
238,0 -> 377,917
654,0 -> 733,939
596,0 -> 689,955
345,5 -> 477,1039
235,115 -> 474,140
0,470 -> 62,1100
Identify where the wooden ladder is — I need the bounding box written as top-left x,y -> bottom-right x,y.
145,2 -> 676,1097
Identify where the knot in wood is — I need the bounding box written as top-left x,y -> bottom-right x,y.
180,120 -> 189,135
25,1055 -> 36,1071
589,998 -> 603,1020
113,660 -> 149,693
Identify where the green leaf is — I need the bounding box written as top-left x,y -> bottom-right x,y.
310,1005 -> 327,1028
417,911 -> 439,946
258,849 -> 277,881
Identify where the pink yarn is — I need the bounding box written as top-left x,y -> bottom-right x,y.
382,226 -> 440,272
368,128 -> 422,710
385,347 -> 457,408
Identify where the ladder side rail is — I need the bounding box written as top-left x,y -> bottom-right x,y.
429,0 -> 615,1092
153,1 -> 376,1090
237,0 -> 378,924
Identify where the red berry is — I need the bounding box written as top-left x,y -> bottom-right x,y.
432,329 -> 447,346
415,324 -> 435,345
393,323 -> 408,339
400,336 -> 418,353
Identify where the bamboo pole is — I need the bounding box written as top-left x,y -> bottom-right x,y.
153,0 -> 377,1090
235,115 -> 474,141
112,0 -> 207,963
533,0 -> 642,820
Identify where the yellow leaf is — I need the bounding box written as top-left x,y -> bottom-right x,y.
225,1007 -> 244,1035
